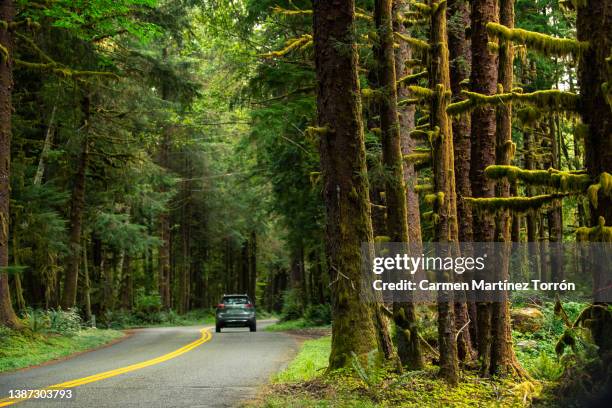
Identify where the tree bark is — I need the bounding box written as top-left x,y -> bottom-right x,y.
429,0 -> 459,384
470,0 -> 498,376
390,0 -> 423,370
61,94 -> 91,309
448,0 -> 475,361
313,0 -> 390,369
576,0 -> 612,366
0,0 -> 20,328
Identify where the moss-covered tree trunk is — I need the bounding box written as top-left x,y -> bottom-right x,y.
576,0 -> 612,365
313,0 -> 389,369
61,94 -> 91,309
374,0 -> 423,369
158,128 -> 172,310
0,0 -> 18,329
429,0 -> 459,384
490,0 -> 524,377
448,0 -> 475,361
470,0 -> 498,376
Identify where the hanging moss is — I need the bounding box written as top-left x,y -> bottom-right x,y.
397,70 -> 428,85
404,152 -> 432,166
587,172 -> 612,209
410,2 -> 432,15
576,217 -> 612,242
465,193 -> 567,213
398,98 -> 421,106
447,89 -> 578,115
425,192 -> 445,208
484,165 -> 593,192
516,106 -> 541,128
408,85 -> 434,100
415,184 -> 434,193
370,127 -> 382,135
374,235 -> 391,243
486,23 -> 589,57
394,32 -> 430,51
361,88 -> 384,101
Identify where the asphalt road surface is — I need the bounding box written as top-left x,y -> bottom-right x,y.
0,320 -> 298,408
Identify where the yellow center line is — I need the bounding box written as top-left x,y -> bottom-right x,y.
0,328 -> 212,407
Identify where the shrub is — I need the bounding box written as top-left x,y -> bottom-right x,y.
47,308 -> 81,335
304,304 -> 331,325
280,289 -> 303,321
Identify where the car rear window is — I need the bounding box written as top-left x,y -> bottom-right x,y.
222,296 -> 249,305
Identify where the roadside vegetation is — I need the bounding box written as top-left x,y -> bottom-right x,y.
0,309 -> 123,373
253,300 -> 597,407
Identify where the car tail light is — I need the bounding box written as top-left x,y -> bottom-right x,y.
217,303 -> 225,309
245,303 -> 253,309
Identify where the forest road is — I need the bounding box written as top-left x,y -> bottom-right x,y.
0,320 -> 299,408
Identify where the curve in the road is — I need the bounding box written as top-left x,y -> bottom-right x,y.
0,328 -> 212,407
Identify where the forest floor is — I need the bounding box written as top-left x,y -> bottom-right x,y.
0,327 -> 125,373
248,301 -> 592,407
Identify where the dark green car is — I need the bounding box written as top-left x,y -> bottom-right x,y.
215,294 -> 256,333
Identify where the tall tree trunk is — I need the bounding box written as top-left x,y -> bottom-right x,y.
491,0 -> 525,377
249,231 -> 257,303
158,130 -> 172,310
61,94 -> 91,309
428,0 -> 460,384
448,0 -> 475,361
470,0 -> 498,376
576,0 -> 612,366
0,0 -> 19,327
548,115 -> 563,283
374,0 -> 422,369
81,239 -> 92,321
313,0 -> 390,369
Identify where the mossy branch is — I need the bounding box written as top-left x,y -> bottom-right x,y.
408,85 -> 434,99
466,194 -> 567,213
271,6 -> 372,21
447,89 -> 578,115
484,165 -> 592,192
404,152 -> 432,165
398,98 -> 421,106
14,59 -> 119,79
486,23 -> 589,57
394,32 -> 430,51
260,34 -> 312,58
397,70 -> 428,85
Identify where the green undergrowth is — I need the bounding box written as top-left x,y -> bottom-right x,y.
255,335 -> 536,407
265,318 -> 331,332
0,327 -> 124,373
255,302 -> 596,407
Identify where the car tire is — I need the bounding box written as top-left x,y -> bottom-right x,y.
215,325 -> 221,333
249,323 -> 256,332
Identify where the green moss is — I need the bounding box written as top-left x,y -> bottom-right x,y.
394,32 -> 430,51
409,129 -> 429,138
466,194 -> 566,213
576,217 -> 612,242
425,192 -> 445,207
408,85 -> 434,99
486,23 -> 589,57
516,106 -> 541,127
374,235 -> 391,243
397,70 -> 428,85
404,152 -> 432,166
587,172 -> 612,209
484,165 -> 592,192
260,34 -> 313,58
447,89 -> 578,115
361,88 -> 384,101
415,184 -> 434,193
